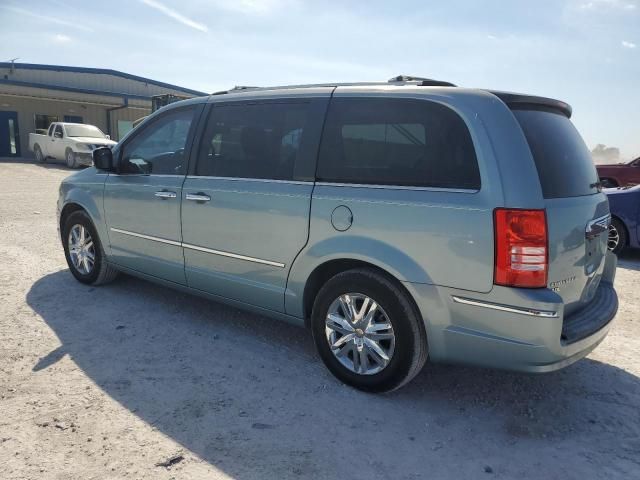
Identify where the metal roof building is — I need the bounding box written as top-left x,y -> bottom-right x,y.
0,62 -> 205,158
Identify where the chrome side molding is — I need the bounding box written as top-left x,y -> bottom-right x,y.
182,243 -> 285,268
451,295 -> 558,318
109,228 -> 285,268
110,228 -> 182,246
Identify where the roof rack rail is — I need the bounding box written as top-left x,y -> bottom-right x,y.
211,85 -> 260,95
388,75 -> 456,87
209,77 -> 456,96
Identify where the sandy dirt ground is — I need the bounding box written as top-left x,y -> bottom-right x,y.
1,159 -> 639,480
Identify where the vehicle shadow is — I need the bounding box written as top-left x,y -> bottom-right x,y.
26,270 -> 640,479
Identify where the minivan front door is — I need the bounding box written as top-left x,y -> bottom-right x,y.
181,97 -> 329,312
104,105 -> 200,284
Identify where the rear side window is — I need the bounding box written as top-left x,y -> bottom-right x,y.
317,98 -> 480,189
512,109 -> 599,198
196,102 -> 310,180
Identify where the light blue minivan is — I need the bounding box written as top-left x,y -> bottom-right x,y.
58,77 -> 618,392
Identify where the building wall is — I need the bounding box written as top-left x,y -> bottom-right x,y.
0,65 -> 204,98
0,94 -> 150,156
0,64 -> 204,158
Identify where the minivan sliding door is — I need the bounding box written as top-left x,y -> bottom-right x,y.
181,95 -> 329,312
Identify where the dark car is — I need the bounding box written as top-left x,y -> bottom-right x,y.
605,185 -> 640,254
597,157 -> 640,188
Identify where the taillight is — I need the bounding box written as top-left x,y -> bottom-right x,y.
494,209 -> 548,288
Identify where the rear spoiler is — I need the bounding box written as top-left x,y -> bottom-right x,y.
489,91 -> 572,118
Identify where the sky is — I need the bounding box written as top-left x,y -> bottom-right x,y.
0,0 -> 638,159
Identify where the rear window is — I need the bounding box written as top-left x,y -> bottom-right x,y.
513,109 -> 599,198
317,98 -> 480,189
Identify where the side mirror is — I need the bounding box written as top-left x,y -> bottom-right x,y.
105,134 -> 111,140
93,147 -> 115,171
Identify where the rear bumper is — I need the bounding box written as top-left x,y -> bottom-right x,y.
404,252 -> 618,373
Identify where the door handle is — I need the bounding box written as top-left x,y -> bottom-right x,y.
185,193 -> 211,202
154,191 -> 177,199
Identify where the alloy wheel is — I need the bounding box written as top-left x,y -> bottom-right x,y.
608,224 -> 620,251
68,224 -> 95,274
325,293 -> 396,375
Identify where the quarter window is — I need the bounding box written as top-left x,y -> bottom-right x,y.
196,102 -> 310,180
317,98 -> 480,189
120,107 -> 195,175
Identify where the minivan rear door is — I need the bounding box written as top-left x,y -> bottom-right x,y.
512,107 -> 609,315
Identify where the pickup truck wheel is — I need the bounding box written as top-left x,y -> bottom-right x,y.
65,149 -> 78,168
62,210 -> 119,285
311,268 -> 428,393
34,145 -> 45,163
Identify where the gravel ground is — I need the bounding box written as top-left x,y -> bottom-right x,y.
1,159 -> 639,480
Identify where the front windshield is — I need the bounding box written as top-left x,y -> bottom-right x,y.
65,125 -> 106,138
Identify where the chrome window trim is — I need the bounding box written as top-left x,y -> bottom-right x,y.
109,228 -> 285,268
110,228 -> 182,247
315,181 -> 478,193
451,295 -> 558,318
186,175 -> 312,185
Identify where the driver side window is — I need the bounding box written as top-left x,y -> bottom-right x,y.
120,107 -> 195,175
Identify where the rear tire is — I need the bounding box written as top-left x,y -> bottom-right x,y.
62,210 -> 119,285
311,268 -> 428,393
608,218 -> 627,255
34,145 -> 45,163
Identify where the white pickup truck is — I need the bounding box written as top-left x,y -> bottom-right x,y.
29,122 -> 116,168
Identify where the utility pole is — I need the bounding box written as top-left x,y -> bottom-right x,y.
7,58 -> 19,74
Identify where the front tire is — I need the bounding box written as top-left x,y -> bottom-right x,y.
311,269 -> 428,393
62,210 -> 118,285
66,149 -> 78,168
608,218 -> 627,255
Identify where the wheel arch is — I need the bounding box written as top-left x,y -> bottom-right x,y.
59,202 -> 86,233
59,186 -> 110,255
299,258 -> 423,330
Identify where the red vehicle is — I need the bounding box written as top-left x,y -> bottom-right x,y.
597,156 -> 640,188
